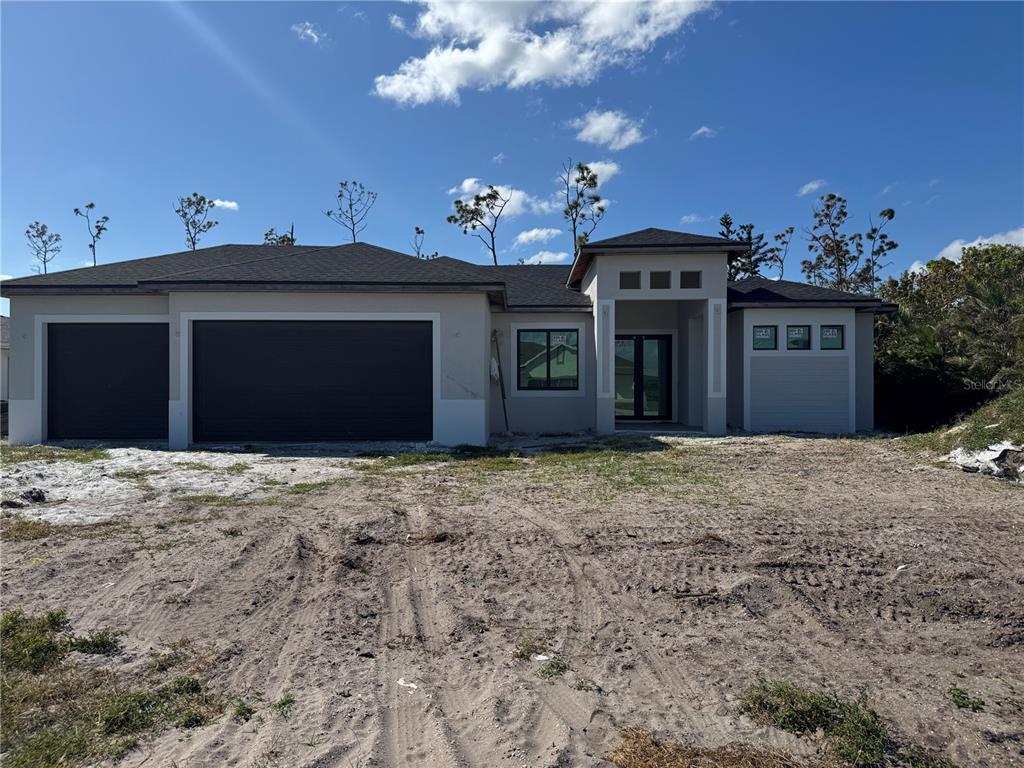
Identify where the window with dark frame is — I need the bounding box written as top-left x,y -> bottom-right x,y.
619,271 -> 641,289
680,270 -> 701,289
649,271 -> 671,289
752,325 -> 777,350
786,325 -> 811,350
820,325 -> 844,350
517,329 -> 579,390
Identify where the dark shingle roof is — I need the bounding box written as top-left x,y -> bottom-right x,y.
581,227 -> 745,250
433,258 -> 590,309
727,276 -> 888,307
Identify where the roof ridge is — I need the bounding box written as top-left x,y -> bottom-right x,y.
138,245 -> 335,282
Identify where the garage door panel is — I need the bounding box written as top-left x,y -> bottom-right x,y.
192,321 -> 432,442
749,356 -> 848,433
48,323 -> 169,440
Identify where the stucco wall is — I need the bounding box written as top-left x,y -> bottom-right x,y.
855,312 -> 875,431
726,311 -> 744,428
589,251 -> 729,302
489,311 -> 595,434
8,291 -> 491,447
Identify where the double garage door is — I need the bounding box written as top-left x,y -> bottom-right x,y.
47,321 -> 432,442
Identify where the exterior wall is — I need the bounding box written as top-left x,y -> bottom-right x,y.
726,311 -> 744,428
9,291 -> 491,447
740,307 -> 858,433
1,348 -> 10,401
590,252 -> 728,302
855,312 -> 875,431
489,311 -> 595,434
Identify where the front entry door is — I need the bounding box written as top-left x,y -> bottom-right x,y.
614,335 -> 672,420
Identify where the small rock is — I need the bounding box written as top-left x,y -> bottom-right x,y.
20,488 -> 46,503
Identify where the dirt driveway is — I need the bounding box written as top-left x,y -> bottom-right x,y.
1,436 -> 1022,767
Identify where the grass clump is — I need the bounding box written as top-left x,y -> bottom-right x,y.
1,513 -> 56,541
70,628 -> 123,656
1,609 -> 71,673
223,462 -> 250,474
741,680 -> 887,767
947,684 -> 984,712
173,493 -> 246,507
175,460 -> 217,471
609,728 -> 805,768
112,468 -> 162,482
274,692 -> 296,718
1,444 -> 111,464
512,630 -> 550,660
220,526 -> 243,537
287,481 -> 335,495
537,658 -> 570,679
903,388 -> 1024,454
232,697 -> 256,722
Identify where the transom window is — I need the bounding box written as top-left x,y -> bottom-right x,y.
786,325 -> 811,350
820,325 -> 845,350
680,270 -> 702,289
752,325 -> 777,350
649,271 -> 671,289
517,329 -> 579,390
619,271 -> 641,289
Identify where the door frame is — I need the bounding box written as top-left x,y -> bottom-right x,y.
614,332 -> 674,421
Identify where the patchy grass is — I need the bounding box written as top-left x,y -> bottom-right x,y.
741,680 -> 888,767
173,493 -> 247,507
223,462 -> 251,474
1,444 -> 111,465
947,684 -> 985,712
148,639 -> 194,672
902,388 -> 1024,454
112,469 -> 162,482
532,446 -> 713,490
512,630 -> 551,660
537,658 -> 570,679
174,460 -> 217,471
287,481 -> 336,495
220,526 -> 243,537
1,513 -> 56,541
574,677 -> 598,692
232,697 -> 256,722
273,692 -> 296,718
0,610 -> 221,767
609,728 -> 805,768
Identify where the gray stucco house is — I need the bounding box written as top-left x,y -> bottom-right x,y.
0,228 -> 894,448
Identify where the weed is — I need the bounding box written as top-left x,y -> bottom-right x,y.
221,526 -> 243,537
149,639 -> 193,672
902,388 -> 1024,454
1,445 -> 110,464
170,675 -> 203,696
274,692 -> 296,718
112,469 -> 162,482
287,481 -> 334,495
947,684 -> 984,712
233,698 -> 256,722
1,608 -> 71,673
574,677 -> 598,692
741,680 -> 889,768
100,689 -> 163,735
512,630 -> 550,660
1,514 -> 55,541
173,493 -> 246,507
537,659 -> 570,679
609,728 -> 804,768
469,455 -> 525,472
175,460 -> 217,471
224,462 -> 251,474
70,628 -> 123,656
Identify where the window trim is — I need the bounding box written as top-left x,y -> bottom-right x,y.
649,271 -> 671,289
786,324 -> 812,350
752,325 -> 778,351
511,323 -> 585,397
619,271 -> 641,290
516,327 -> 581,393
820,324 -> 845,350
680,270 -> 702,289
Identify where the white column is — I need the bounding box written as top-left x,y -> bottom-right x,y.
595,299 -> 616,434
705,298 -> 727,435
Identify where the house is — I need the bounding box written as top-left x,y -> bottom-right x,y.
0,228 -> 895,448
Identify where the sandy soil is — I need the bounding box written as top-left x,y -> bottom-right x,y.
1,435 -> 1022,767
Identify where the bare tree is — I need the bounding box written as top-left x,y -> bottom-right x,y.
73,202 -> 110,266
764,226 -> 795,279
446,185 -> 511,265
324,180 -> 377,243
561,159 -> 606,250
410,226 -> 437,259
26,222 -> 62,274
174,193 -> 219,251
263,224 -> 295,246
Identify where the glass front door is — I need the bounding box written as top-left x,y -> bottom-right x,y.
614,335 -> 672,420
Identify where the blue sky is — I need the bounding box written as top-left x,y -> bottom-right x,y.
2,0 -> 1022,295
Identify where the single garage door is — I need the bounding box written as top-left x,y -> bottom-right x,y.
192,320 -> 432,442
749,355 -> 850,433
48,323 -> 169,439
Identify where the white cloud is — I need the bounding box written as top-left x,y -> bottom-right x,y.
935,227 -> 1024,263
689,125 -> 717,140
447,177 -> 554,218
523,250 -> 570,265
492,151 -> 506,164
929,177 -> 942,187
586,160 -> 620,187
680,213 -> 707,225
571,109 -> 646,151
797,179 -> 826,197
374,1 -> 709,105
909,260 -> 927,274
291,21 -> 326,45
880,182 -> 896,196
0,274 -> 13,282
211,199 -> 239,211
514,227 -> 562,248
388,13 -> 406,31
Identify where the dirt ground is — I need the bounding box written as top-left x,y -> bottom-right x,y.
1,435 -> 1022,768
